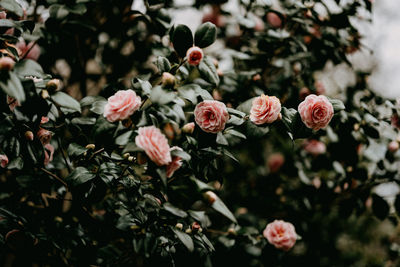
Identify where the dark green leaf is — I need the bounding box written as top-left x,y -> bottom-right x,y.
0,0 -> 23,17
67,167 -> 96,186
156,56 -> 171,73
172,24 -> 193,58
67,143 -> 88,157
194,22 -> 217,48
52,92 -> 81,113
163,203 -> 188,218
198,57 -> 219,86
372,194 -> 389,220
171,228 -> 194,252
212,197 -> 237,223
0,72 -> 25,102
14,59 -> 44,78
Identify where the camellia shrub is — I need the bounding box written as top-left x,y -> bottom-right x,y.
1,0 -> 399,266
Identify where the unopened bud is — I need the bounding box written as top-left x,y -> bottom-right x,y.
46,79 -> 60,92
175,223 -> 183,230
123,153 -> 130,159
185,228 -> 192,234
25,131 -> 34,141
85,144 -> 95,150
388,141 -> 399,153
203,191 -> 217,205
182,122 -> 195,134
41,89 -> 49,99
227,228 -> 236,236
191,222 -> 201,232
128,156 -> 135,162
0,57 -> 15,71
161,72 -> 175,87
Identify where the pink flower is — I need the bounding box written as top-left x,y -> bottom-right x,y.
0,154 -> 8,168
266,12 -> 282,28
44,144 -> 54,165
25,131 -> 34,141
6,96 -> 20,111
303,139 -> 326,156
135,126 -> 172,166
103,89 -> 141,122
166,147 -> 183,178
186,46 -> 204,66
388,141 -> 399,153
298,94 -> 334,131
194,100 -> 229,133
37,128 -> 52,145
16,40 -> 41,61
41,117 -> 49,124
0,57 -> 15,71
263,220 -> 297,251
267,153 -> 285,173
250,95 -> 281,125
0,11 -> 7,19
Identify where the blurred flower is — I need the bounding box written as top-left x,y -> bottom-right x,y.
194,100 -> 229,133
135,126 -> 171,166
182,122 -> 195,134
250,95 -> 281,125
103,89 -> 141,122
41,117 -> 49,124
161,72 -> 175,87
44,144 -> 54,166
37,128 -> 52,145
263,220 -> 297,251
299,87 -> 311,100
303,139 -> 326,156
298,94 -> 334,131
0,57 -> 15,71
186,46 -> 203,66
6,96 -> 20,111
267,153 -> 285,173
0,154 -> 8,168
166,147 -> 183,178
266,12 -> 282,28
388,141 -> 399,153
16,40 -> 40,61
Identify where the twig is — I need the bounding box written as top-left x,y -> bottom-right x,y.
40,167 -> 68,188
88,148 -> 105,161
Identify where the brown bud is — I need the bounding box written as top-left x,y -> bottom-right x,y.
0,57 -> 15,71
182,122 -> 195,134
25,131 -> 34,141
161,72 -> 175,87
46,79 -> 60,92
85,144 -> 95,150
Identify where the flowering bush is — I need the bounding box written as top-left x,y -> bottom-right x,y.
0,0 -> 399,266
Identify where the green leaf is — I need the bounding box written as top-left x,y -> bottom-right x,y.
171,24 -> 193,58
115,131 -> 133,146
236,97 -> 254,114
71,117 -> 96,125
281,107 -> 297,132
156,56 -> 171,73
194,22 -> 217,48
49,4 -> 69,20
0,0 -> 23,17
93,116 -> 117,138
7,157 -> 23,170
163,203 -> 188,218
227,108 -> 246,118
198,57 -> 219,86
0,72 -> 25,102
67,143 -> 88,157
171,149 -> 191,161
90,100 -> 107,115
372,194 -> 389,220
171,228 -> 194,252
212,196 -> 237,223
225,129 -> 246,139
328,98 -> 345,113
216,132 -> 229,146
52,92 -> 81,113
67,167 -> 96,186
150,86 -> 176,105
14,59 -> 44,78
80,95 -> 106,106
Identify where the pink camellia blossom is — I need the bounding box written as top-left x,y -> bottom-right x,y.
263,220 -> 297,251
0,154 -> 9,168
194,100 -> 229,133
267,153 -> 285,173
266,12 -> 282,28
135,126 -> 172,166
250,95 -> 281,125
166,147 -> 183,178
303,139 -> 326,156
41,117 -> 49,124
388,141 -> 399,153
16,40 -> 41,61
298,94 -> 334,131
44,144 -> 54,166
37,128 -> 52,145
7,96 -> 20,111
0,57 -> 15,71
103,89 -> 141,122
186,46 -> 204,66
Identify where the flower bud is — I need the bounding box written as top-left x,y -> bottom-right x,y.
388,141 -> 399,153
191,222 -> 201,232
25,131 -> 34,141
46,79 -> 60,92
128,156 -> 135,162
123,153 -> 130,159
185,228 -> 192,234
0,57 -> 15,71
266,12 -> 282,28
227,228 -> 236,236
161,72 -> 175,87
182,122 -> 195,134
203,191 -> 217,205
0,154 -> 8,168
175,223 -> 183,230
41,89 -> 49,99
37,128 -> 52,145
85,144 -> 95,150
186,46 -> 203,66
163,123 -> 175,140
